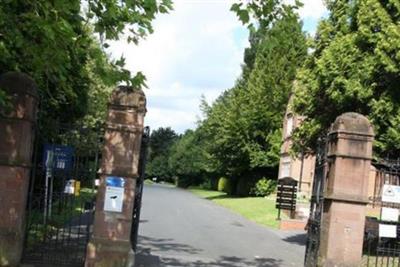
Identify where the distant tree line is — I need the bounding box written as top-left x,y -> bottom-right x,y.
146,0 -> 400,195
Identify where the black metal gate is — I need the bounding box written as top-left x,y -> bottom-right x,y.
362,160 -> 400,266
304,138 -> 327,267
22,124 -> 103,267
131,126 -> 150,251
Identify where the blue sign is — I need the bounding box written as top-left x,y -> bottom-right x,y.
43,144 -> 74,171
106,176 -> 125,188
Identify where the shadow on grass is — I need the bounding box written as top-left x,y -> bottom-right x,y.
205,194 -> 232,200
203,193 -> 268,201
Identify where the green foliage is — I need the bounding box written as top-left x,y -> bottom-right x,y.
217,177 -> 231,194
0,88 -> 11,114
231,0 -> 302,31
198,179 -> 217,191
199,12 -> 307,185
250,178 -> 277,197
88,0 -> 173,44
146,127 -> 178,181
146,155 -> 172,182
236,176 -> 255,197
168,129 -> 212,188
0,0 -> 172,124
148,127 -> 178,161
158,4 -> 307,193
292,0 -> 400,157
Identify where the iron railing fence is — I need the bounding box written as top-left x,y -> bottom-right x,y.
304,137 -> 327,267
362,161 -> 400,267
22,123 -> 103,267
22,190 -> 94,266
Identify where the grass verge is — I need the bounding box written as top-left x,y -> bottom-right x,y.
189,187 -> 283,229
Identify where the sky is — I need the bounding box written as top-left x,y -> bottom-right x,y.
108,0 -> 327,133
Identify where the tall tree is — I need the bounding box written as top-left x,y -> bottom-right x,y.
168,129 -> 211,188
200,9 -> 307,192
0,0 -> 172,123
243,12 -> 307,167
293,0 -> 400,157
146,127 -> 178,181
148,127 -> 178,161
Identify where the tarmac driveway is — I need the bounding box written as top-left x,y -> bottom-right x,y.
135,184 -> 306,267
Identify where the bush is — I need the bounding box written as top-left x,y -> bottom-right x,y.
198,179 -> 213,190
217,177 -> 231,194
210,177 -> 219,191
251,178 -> 277,197
176,176 -> 195,188
236,176 -> 254,196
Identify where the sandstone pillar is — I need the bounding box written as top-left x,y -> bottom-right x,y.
319,112 -> 374,267
85,86 -> 146,267
0,72 -> 38,266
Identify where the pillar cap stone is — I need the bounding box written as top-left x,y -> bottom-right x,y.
109,86 -> 146,112
330,112 -> 374,136
0,72 -> 38,99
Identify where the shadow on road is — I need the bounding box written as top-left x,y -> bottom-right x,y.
281,233 -> 307,246
135,235 -> 284,267
137,235 -> 203,254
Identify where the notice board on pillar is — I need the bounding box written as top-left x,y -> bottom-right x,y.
276,177 -> 298,211
104,176 -> 125,212
378,184 -> 400,239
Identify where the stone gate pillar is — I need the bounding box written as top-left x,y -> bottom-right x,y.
319,112 -> 374,266
86,86 -> 146,267
0,72 -> 38,266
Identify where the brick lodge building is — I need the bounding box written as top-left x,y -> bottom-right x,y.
278,94 -> 378,205
278,94 -> 316,198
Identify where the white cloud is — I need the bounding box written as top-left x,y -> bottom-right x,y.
298,0 -> 327,19
107,0 -> 246,133
284,0 -> 327,19
107,0 -> 326,133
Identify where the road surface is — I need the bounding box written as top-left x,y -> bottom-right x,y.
135,184 -> 306,267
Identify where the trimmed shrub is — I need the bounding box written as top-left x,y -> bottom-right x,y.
217,177 -> 231,194
250,178 -> 277,197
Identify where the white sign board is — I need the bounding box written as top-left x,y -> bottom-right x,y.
379,224 -> 397,238
104,177 -> 125,213
382,184 -> 400,204
64,179 -> 75,195
381,207 -> 399,222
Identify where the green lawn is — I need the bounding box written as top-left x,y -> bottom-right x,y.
144,179 -> 155,185
189,187 -> 283,228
